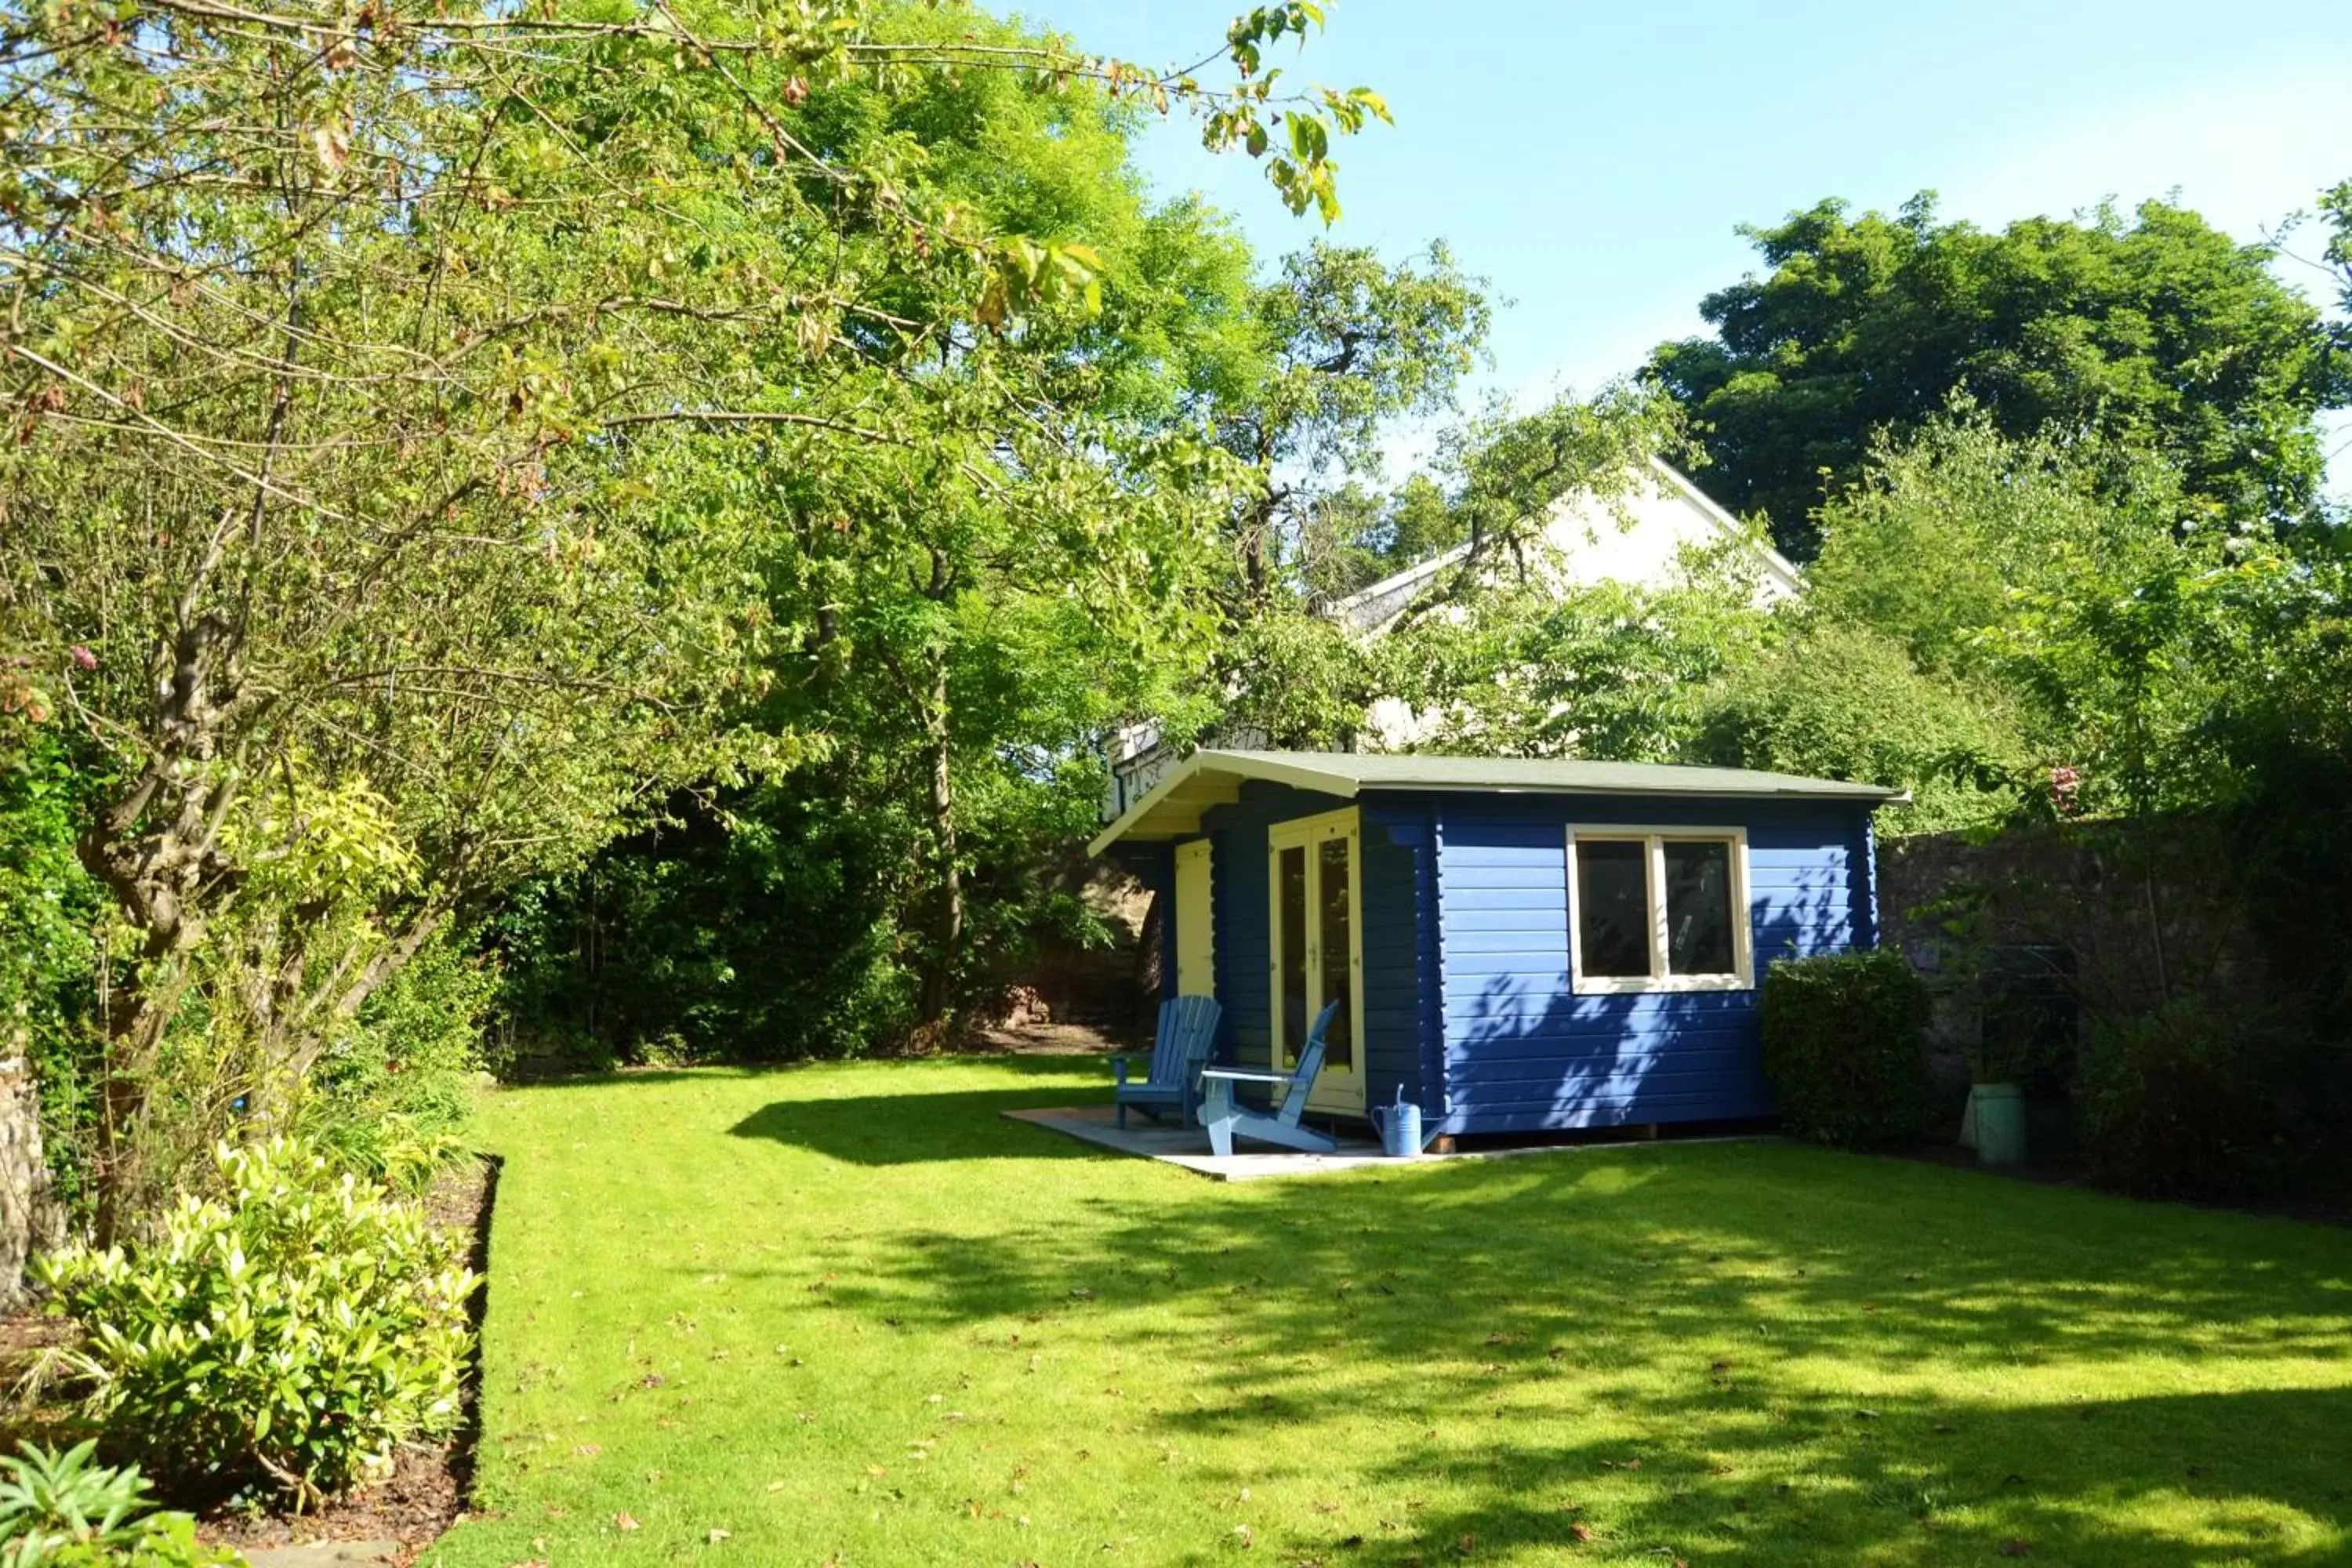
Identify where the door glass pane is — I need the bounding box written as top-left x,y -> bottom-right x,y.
1575,840 -> 1652,978
1278,844 -> 1308,1065
1316,836 -> 1353,1070
1663,839 -> 1737,975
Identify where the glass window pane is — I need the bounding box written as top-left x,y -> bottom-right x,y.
1317,836 -> 1353,1069
1663,839 -> 1737,976
1575,839 -> 1652,978
1278,844 -> 1308,1063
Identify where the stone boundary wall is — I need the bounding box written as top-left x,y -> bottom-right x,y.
1877,816 -> 2274,1115
1878,815 -> 2270,1018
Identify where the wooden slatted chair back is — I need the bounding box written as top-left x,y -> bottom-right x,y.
1167,994 -> 1221,1083
1145,997 -> 1186,1086
1278,999 -> 1340,1122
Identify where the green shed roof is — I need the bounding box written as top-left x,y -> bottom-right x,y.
1088,749 -> 1907,854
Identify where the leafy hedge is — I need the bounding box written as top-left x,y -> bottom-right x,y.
2075,1000 -> 2349,1201
0,727 -> 107,1224
1760,949 -> 1933,1149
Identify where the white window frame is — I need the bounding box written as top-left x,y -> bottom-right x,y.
1566,826 -> 1754,995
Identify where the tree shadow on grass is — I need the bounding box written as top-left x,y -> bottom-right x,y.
728,1081 -> 1126,1165
774,1127 -> 2352,1563
1317,1384 -> 2352,1565
510,1050 -> 1102,1093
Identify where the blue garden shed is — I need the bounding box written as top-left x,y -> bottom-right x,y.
1089,751 -> 1903,1140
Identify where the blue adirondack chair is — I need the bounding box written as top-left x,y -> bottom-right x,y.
1198,999 -> 1341,1157
1112,994 -> 1223,1129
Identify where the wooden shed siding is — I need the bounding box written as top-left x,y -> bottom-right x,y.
1416,802 -> 1447,1116
1359,825 -> 1424,1111
1425,793 -> 1875,1136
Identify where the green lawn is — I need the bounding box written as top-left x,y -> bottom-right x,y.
425,1058 -> 2352,1566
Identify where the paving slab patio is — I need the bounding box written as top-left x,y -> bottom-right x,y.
1004,1103 -> 1389,1179
239,1542 -> 401,1567
1003,1103 -> 1768,1180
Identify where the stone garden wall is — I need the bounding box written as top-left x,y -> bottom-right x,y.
1876,815 -> 2274,1132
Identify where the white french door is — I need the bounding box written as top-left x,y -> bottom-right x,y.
1268,808 -> 1366,1116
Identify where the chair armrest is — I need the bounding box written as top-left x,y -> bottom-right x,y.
1110,1055 -> 1131,1086
1200,1068 -> 1294,1085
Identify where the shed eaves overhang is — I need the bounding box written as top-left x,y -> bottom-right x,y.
1088,750 -> 1911,855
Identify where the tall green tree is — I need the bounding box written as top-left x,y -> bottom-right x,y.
1213,381 -> 1702,751
1795,408 -> 2281,820
1212,241 -> 1491,602
1375,573 -> 1769,762
1649,194 -> 2337,556
0,0 -> 1379,1226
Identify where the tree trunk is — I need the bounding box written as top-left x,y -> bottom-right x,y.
0,1057 -> 60,1308
917,654 -> 963,1032
76,266 -> 301,1236
1238,477 -> 1283,608
78,615 -> 248,1240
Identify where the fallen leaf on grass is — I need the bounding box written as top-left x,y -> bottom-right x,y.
613,1512 -> 640,1532
706,1527 -> 731,1544
1998,1543 -> 2031,1558
1569,1522 -> 1596,1543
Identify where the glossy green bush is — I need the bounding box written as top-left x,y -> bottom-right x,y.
0,1440 -> 243,1566
38,1138 -> 476,1504
1761,949 -> 1933,1149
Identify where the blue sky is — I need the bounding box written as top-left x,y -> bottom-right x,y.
1017,0 -> 2352,490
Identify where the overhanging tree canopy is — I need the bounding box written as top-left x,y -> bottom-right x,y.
1649,194 -> 2338,557
0,0 -> 1383,1226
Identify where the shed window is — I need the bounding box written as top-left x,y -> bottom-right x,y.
1568,829 -> 1753,993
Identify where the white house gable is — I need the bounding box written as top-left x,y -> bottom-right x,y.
1328,456 -> 1797,635
1102,458 -> 1798,820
